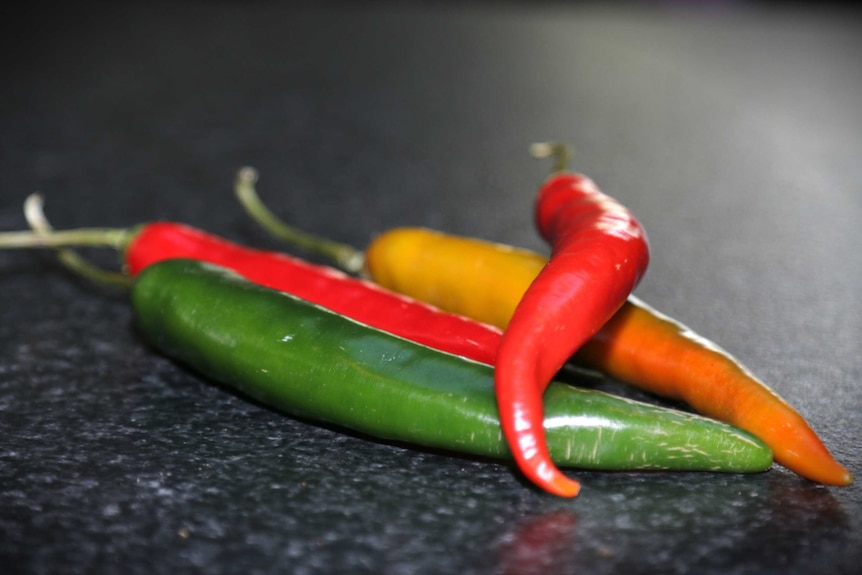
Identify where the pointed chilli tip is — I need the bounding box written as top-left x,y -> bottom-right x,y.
531,460 -> 581,498
778,435 -> 855,486
806,464 -> 854,487
549,475 -> 581,498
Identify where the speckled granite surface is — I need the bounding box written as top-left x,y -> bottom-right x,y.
2,3 -> 861,574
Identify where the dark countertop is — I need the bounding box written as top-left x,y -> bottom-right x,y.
2,2 -> 861,574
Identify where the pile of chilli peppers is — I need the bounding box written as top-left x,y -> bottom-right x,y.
0,143 -> 851,498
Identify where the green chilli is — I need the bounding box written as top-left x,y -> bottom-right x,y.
132,259 -> 773,474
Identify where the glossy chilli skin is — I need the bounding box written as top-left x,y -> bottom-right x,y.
131,259 -> 773,475
573,297 -> 853,487
125,222 -> 503,366
494,171 -> 650,497
365,230 -> 548,331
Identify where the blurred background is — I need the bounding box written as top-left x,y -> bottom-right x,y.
1,2 -> 861,574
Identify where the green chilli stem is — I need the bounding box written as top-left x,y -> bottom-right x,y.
530,142 -> 573,174
233,167 -> 366,275
0,194 -> 134,288
0,227 -> 128,250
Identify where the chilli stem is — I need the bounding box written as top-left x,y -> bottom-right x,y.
5,194 -> 133,288
530,142 -> 573,174
233,167 -> 366,274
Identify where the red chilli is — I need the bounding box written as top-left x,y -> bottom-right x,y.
126,221 -> 505,364
494,143 -> 650,497
1,192 -> 503,367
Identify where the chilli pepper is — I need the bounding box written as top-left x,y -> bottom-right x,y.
0,236 -> 775,479
492,142 -> 651,497
240,152 -> 852,488
2,193 -> 501,365
130,260 -> 772,475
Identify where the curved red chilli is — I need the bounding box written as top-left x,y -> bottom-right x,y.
494,173 -> 650,497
